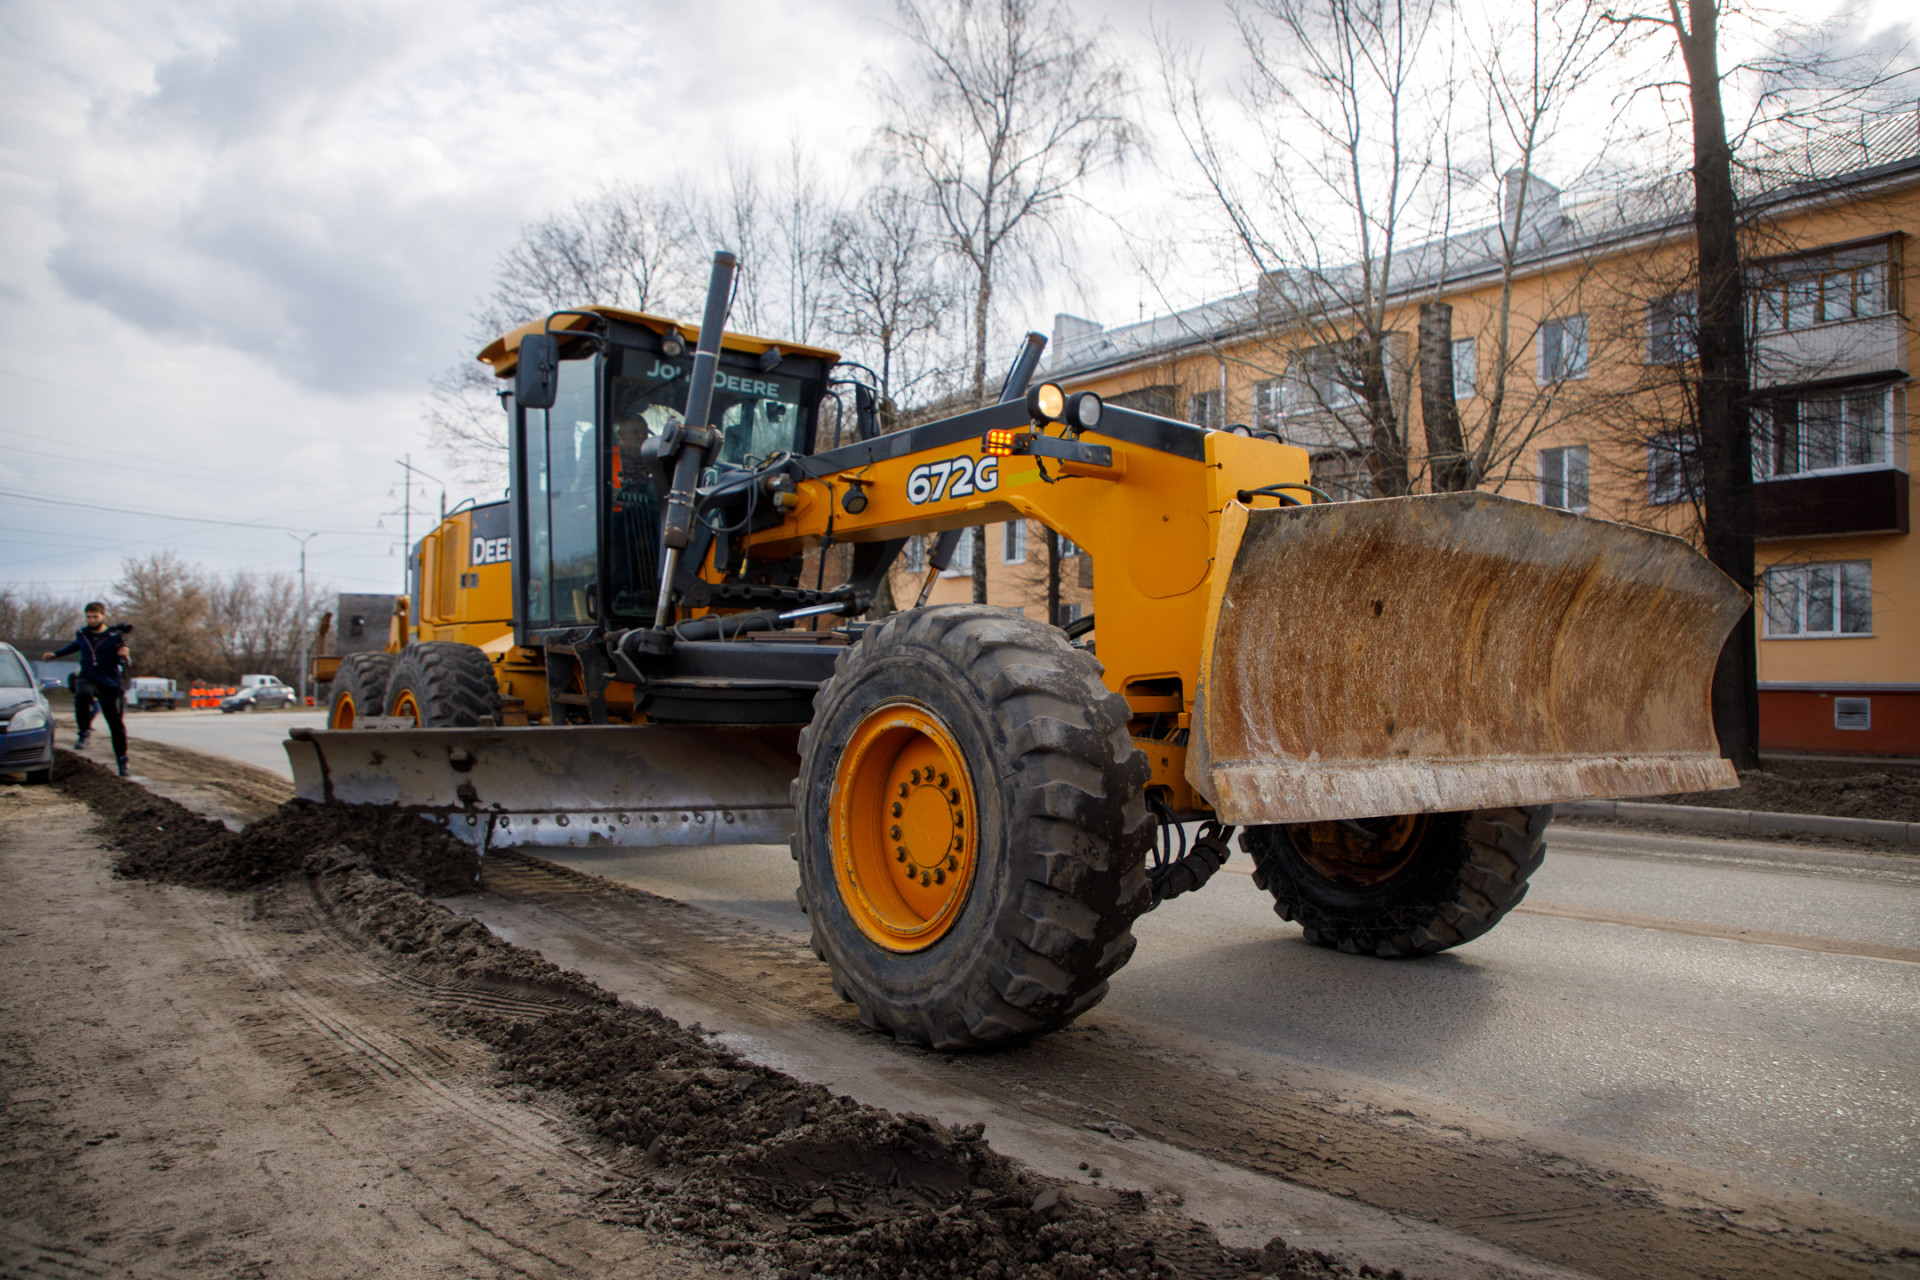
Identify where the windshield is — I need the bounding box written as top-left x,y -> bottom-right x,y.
612,347 -> 809,467
0,648 -> 29,690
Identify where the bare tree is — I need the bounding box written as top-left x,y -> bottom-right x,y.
427,182 -> 693,486
0,585 -> 85,644
112,552 -> 217,681
878,0 -> 1140,601
824,185 -> 954,411
1161,0 -> 1625,498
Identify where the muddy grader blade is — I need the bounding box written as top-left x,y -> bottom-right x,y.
1188,492 -> 1749,826
286,724 -> 800,850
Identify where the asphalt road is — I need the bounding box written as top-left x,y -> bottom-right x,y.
121,707 -> 324,776
123,710 -> 1920,1227
515,827 -> 1920,1228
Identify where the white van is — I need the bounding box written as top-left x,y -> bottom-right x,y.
239,674 -> 290,690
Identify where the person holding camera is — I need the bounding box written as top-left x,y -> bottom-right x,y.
45,602 -> 131,777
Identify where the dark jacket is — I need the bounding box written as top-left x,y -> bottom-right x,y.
53,628 -> 128,691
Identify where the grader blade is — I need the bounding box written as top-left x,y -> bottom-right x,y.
1188,492 -> 1748,826
286,725 -> 801,849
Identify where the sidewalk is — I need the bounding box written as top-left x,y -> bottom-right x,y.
1557,798 -> 1920,849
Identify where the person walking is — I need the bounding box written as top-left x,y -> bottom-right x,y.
45,602 -> 131,777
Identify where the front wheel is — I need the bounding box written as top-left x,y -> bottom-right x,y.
795,606 -> 1153,1051
384,642 -> 502,727
328,653 -> 396,729
1242,807 -> 1550,957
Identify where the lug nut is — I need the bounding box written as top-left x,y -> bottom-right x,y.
933,868 -> 946,884
898,783 -> 909,798
920,870 -> 931,886
895,847 -> 908,862
948,789 -> 960,804
910,768 -> 921,784
937,772 -> 948,787
892,802 -> 903,817
946,855 -> 958,870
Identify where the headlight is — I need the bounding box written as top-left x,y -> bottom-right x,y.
1026,382 -> 1067,423
10,706 -> 47,731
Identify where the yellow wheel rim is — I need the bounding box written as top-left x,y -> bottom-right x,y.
391,689 -> 423,727
832,702 -> 979,952
1286,814 -> 1430,887
331,692 -> 358,730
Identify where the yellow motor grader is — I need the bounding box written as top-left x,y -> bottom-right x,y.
288,252 -> 1746,1049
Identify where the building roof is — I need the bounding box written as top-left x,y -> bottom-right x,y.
1044,104 -> 1920,382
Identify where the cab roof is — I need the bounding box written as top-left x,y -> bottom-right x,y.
478,306 -> 840,377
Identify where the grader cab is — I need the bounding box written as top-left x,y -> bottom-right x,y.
289,252 -> 1746,1049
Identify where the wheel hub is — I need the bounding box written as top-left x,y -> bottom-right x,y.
1285,814 -> 1429,887
390,690 -> 422,727
832,703 -> 978,951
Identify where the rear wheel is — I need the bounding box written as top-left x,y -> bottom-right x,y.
327,653 -> 396,729
795,605 -> 1153,1050
384,642 -> 502,727
1241,806 -> 1550,957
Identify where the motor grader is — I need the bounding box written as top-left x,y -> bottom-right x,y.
289,251 -> 1746,1050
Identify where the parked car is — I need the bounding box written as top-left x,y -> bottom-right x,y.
0,642 -> 54,783
220,683 -> 299,713
239,674 -> 292,691
129,676 -> 180,711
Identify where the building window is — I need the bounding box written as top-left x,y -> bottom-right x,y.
1647,292 -> 1698,364
1751,243 -> 1891,332
1060,602 -> 1085,624
1187,389 -> 1223,431
902,536 -> 926,572
1253,379 -> 1285,433
1002,519 -> 1027,564
1647,432 -> 1700,505
1539,445 -> 1589,510
1537,316 -> 1588,381
1762,560 -> 1872,637
941,529 -> 976,576
1834,698 -> 1871,731
1451,337 -> 1476,400
1754,385 -> 1900,479
1311,450 -> 1372,502
1291,341 -> 1364,410
1056,531 -> 1081,558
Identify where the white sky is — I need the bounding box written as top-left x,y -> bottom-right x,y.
0,0 -> 1906,608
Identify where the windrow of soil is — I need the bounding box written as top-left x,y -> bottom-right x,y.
50,749 -> 1375,1280
1651,759 -> 1920,825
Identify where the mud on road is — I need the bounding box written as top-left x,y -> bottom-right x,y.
5,750 -> 1916,1280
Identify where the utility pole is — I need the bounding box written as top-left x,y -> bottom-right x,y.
290,531 -> 318,705
394,454 -> 448,591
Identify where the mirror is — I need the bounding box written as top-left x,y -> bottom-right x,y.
516,333 -> 559,410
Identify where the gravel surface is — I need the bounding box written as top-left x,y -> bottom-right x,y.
44,750 -> 1356,1280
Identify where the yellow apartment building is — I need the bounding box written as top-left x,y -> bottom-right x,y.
893,107 -> 1918,757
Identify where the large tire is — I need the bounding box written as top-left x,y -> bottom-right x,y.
794,605 -> 1153,1051
1241,806 -> 1550,957
327,653 -> 396,729
384,642 -> 502,727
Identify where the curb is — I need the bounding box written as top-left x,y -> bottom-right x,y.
1557,799 -> 1920,847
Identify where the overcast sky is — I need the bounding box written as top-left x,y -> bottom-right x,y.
0,0 -> 1903,612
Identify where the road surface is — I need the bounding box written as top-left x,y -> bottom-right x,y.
119,711 -> 1920,1236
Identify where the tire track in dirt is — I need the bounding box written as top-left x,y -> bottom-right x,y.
465,850 -> 1919,1280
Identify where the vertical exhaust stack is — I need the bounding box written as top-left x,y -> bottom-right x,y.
653,250 -> 740,631
1187,492 -> 1750,825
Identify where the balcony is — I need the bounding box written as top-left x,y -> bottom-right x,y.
1752,312 -> 1909,389
1755,467 -> 1910,540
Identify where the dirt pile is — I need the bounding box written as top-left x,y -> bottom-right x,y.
58,749 -> 1365,1280
1656,759 -> 1920,825
52,749 -> 480,893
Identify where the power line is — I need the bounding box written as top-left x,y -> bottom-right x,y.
0,488 -> 373,536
